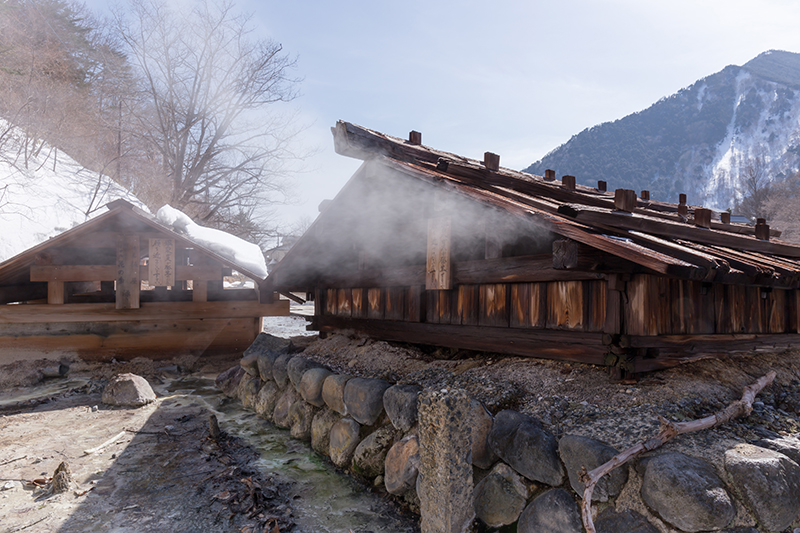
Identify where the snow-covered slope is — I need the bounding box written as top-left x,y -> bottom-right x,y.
0,120 -> 147,262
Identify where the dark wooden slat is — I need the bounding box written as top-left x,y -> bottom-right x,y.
546,281 -> 584,330
479,284 -> 509,327
367,288 -> 383,319
457,284 -> 479,326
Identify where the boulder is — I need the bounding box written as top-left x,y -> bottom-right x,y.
343,378 -> 391,426
329,417 -> 361,468
322,374 -> 352,415
724,443 -> 800,532
216,366 -> 245,397
752,434 -> 800,465
558,434 -> 627,502
473,462 -> 530,528
272,353 -> 293,388
288,400 -> 318,441
298,368 -> 334,407
256,351 -> 282,383
311,408 -> 340,456
102,373 -> 156,407
384,435 -> 420,496
254,381 -> 281,420
517,488 -> 582,533
272,387 -> 301,428
594,509 -> 659,533
352,426 -> 401,479
243,332 -> 290,358
239,352 -> 259,377
641,452 -> 735,532
287,356 -> 323,390
470,400 -> 498,470
383,384 -> 421,432
488,409 -> 564,486
238,376 -> 262,409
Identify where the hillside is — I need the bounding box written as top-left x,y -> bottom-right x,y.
524,50 -> 800,210
0,120 -> 146,262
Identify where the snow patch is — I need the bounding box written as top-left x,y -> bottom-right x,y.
156,205 -> 268,279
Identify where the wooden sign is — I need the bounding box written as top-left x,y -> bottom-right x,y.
148,238 -> 175,287
426,217 -> 452,290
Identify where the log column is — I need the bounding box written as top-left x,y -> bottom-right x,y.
116,234 -> 140,309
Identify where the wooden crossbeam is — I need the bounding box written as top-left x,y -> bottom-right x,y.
31,265 -> 225,282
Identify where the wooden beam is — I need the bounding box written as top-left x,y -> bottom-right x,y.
116,234 -> 140,309
0,300 -> 289,324
31,265 -> 224,282
48,281 -> 65,304
193,281 -> 207,302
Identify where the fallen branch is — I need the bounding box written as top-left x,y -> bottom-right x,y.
0,455 -> 27,466
579,370 -> 776,533
83,431 -> 127,456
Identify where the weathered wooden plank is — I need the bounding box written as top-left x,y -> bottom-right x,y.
479,283 -> 509,327
582,280 -> 606,332
426,217 -> 452,290
326,288 -> 338,316
385,287 -> 406,321
0,300 -> 289,324
367,288 -> 384,320
437,289 -> 453,324
48,281 -> 65,305
351,288 -> 366,319
510,282 -> 546,328
337,288 -> 352,317
193,281 -> 208,302
547,280 -> 584,330
745,287 -> 764,333
31,265 -> 224,283
426,290 -> 439,324
625,275 -> 655,336
765,289 -> 787,333
148,238 -> 176,287
116,234 -> 140,310
406,286 -> 423,322
604,279 -> 622,335
457,285 -> 479,326
316,315 -> 608,365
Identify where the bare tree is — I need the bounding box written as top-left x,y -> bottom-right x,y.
735,146 -> 771,222
115,0 -> 300,239
764,170 -> 800,243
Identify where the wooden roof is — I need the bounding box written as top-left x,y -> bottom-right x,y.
0,199 -> 268,291
268,121 -> 800,291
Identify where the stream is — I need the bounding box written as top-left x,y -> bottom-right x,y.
161,376 -> 419,533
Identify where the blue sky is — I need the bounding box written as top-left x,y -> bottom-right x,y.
87,0 -> 800,228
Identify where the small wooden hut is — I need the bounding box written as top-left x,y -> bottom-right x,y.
0,199 -> 288,362
267,121 -> 800,373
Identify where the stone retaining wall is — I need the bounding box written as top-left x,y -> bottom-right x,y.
216,334 -> 800,533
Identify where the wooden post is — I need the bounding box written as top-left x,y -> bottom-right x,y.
562,175 -> 576,190
48,281 -> 65,304
426,217 -> 452,290
755,219 -> 771,241
640,190 -> 650,201
484,152 -> 500,172
721,212 -> 731,224
193,280 -> 208,302
409,130 -> 422,145
116,234 -> 140,309
544,169 -> 556,181
694,208 -> 712,229
597,180 -> 607,192
679,193 -> 687,205
613,189 -> 637,213
553,239 -> 579,269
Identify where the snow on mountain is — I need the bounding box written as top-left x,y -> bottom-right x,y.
0,120 -> 147,262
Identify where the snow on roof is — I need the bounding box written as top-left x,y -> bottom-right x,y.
156,205 -> 268,279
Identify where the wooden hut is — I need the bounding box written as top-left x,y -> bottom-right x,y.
266,121 -> 800,374
0,199 -> 288,362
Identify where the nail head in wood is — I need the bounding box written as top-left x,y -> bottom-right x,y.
679,193 -> 687,205
484,152 -> 500,172
614,189 -> 637,213
409,130 -> 422,145
597,180 -> 607,192
544,169 -> 556,181
562,175 -> 576,190
721,212 -> 731,224
640,190 -> 650,201
694,207 -> 712,229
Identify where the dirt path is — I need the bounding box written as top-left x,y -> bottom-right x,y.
0,364 -> 296,533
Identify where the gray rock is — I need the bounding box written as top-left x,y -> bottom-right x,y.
558,434 -> 627,502
238,376 -> 262,409
473,462 -> 530,528
329,417 -> 361,468
272,387 -> 301,428
323,374 -> 352,415
288,400 -> 318,441
254,381 -> 281,420
239,352 -> 259,377
517,488 -> 582,533
216,366 -> 244,397
272,353 -> 293,388
243,332 -> 290,358
298,367 -> 333,407
594,509 -> 659,533
352,426 -> 401,479
721,529 -> 759,533
488,409 -> 564,486
287,356 -> 323,390
311,408 -> 340,456
641,452 -> 735,532
725,443 -> 800,532
343,378 -> 391,426
753,434 -> 800,465
383,384 -> 421,432
102,373 -> 156,407
384,435 -> 420,496
256,351 -> 281,382
470,400 -> 498,470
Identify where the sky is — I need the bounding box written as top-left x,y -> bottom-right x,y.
87,0 -> 800,230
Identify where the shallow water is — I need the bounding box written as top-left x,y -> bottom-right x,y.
160,376 -> 418,533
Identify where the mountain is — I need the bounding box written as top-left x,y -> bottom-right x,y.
0,120 -> 146,262
524,50 -> 800,210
